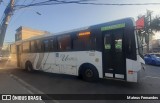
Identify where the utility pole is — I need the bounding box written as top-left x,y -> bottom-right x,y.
0,0 -> 14,51
145,10 -> 152,53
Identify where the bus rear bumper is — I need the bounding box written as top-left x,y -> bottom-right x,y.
137,63 -> 145,82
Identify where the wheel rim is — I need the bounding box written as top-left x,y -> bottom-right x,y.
85,69 -> 93,78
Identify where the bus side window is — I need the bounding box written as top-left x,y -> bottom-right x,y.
35,40 -> 41,53
73,34 -> 92,51
31,41 -> 35,53
125,30 -> 136,60
22,42 -> 30,53
50,38 -> 57,52
43,40 -> 49,52
57,35 -> 71,51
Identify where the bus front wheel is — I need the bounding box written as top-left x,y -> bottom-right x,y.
81,64 -> 99,82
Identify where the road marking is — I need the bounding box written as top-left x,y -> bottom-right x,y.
142,76 -> 160,80
10,74 -> 59,103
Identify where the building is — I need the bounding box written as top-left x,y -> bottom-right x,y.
15,26 -> 50,41
0,42 -> 12,56
150,39 -> 160,52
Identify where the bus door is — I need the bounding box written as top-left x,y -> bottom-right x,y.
103,29 -> 126,80
16,45 -> 21,67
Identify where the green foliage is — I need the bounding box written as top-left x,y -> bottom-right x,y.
150,16 -> 160,32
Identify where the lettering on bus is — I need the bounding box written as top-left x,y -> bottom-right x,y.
101,23 -> 125,31
60,54 -> 76,61
79,32 -> 90,36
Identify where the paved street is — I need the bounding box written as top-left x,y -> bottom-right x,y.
0,61 -> 160,103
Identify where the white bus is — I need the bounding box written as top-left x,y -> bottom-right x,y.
10,18 -> 145,82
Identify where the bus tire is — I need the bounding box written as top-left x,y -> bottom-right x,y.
80,64 -> 99,82
25,61 -> 34,72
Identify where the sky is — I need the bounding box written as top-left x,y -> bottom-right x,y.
0,0 -> 160,42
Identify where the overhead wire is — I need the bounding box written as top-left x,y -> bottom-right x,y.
3,0 -> 160,29
14,0 -> 160,10
8,0 -> 35,27
14,0 -> 98,9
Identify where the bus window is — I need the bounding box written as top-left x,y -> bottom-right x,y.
73,34 -> 93,51
43,40 -> 49,52
50,38 -> 57,51
35,40 -> 41,52
58,35 -> 71,51
22,42 -> 30,53
104,34 -> 111,50
125,30 -> 136,60
115,34 -> 122,52
31,41 -> 35,52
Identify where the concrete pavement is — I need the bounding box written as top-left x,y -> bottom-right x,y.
0,70 -> 45,103
0,63 -> 160,103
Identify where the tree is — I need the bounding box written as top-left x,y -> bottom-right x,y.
137,10 -> 160,53
150,16 -> 160,32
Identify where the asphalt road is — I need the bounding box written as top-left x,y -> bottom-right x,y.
0,61 -> 160,103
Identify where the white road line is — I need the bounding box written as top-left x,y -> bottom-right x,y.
142,76 -> 160,80
10,74 -> 59,103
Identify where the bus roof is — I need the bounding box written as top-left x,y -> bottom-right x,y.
12,17 -> 135,44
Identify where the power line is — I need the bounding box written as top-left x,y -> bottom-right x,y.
9,0 -> 39,27
14,0 -> 160,9
14,0 -> 96,9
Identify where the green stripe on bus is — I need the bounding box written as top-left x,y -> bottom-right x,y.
101,23 -> 125,31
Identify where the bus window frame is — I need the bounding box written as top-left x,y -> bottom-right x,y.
49,37 -> 58,52
22,41 -> 30,53
57,34 -> 72,52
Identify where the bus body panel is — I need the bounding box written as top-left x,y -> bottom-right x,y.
9,17 -> 145,82
126,58 -> 141,82
21,51 -> 103,78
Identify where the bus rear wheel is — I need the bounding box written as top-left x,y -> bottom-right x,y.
81,65 -> 99,82
25,62 -> 34,72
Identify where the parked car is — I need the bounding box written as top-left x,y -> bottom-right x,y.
144,53 -> 160,66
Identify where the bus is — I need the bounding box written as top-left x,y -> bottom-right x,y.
9,18 -> 145,82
